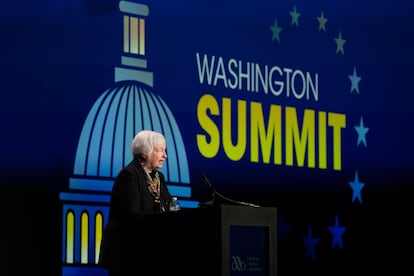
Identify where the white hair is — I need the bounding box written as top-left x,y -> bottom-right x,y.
131,130 -> 166,158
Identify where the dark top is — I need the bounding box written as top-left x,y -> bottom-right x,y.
98,157 -> 172,274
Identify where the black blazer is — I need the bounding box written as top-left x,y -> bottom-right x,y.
99,158 -> 172,274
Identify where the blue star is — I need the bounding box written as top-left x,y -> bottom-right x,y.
278,211 -> 291,241
354,116 -> 369,147
270,18 -> 283,43
328,214 -> 346,250
317,11 -> 328,32
349,170 -> 365,204
302,225 -> 319,260
290,5 -> 300,27
334,31 -> 346,55
349,67 -> 362,94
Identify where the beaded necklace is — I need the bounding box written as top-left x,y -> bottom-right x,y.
142,164 -> 161,203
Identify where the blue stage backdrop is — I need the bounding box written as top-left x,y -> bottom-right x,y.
0,0 -> 411,275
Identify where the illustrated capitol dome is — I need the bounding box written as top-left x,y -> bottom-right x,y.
59,2 -> 197,275
73,81 -> 190,185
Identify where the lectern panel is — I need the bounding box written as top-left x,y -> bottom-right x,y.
230,225 -> 268,275
118,204 -> 277,276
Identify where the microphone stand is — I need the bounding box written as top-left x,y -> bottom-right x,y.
199,173 -> 260,208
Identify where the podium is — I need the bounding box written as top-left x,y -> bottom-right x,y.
121,204 -> 277,275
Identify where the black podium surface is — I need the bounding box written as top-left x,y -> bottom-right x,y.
121,204 -> 277,275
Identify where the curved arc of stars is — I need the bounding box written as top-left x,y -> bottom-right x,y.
270,3 -> 370,262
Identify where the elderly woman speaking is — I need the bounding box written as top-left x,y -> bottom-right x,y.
99,130 -> 173,275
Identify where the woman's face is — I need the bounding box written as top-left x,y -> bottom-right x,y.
145,144 -> 167,171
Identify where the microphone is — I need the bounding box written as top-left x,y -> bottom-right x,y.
199,173 -> 260,208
